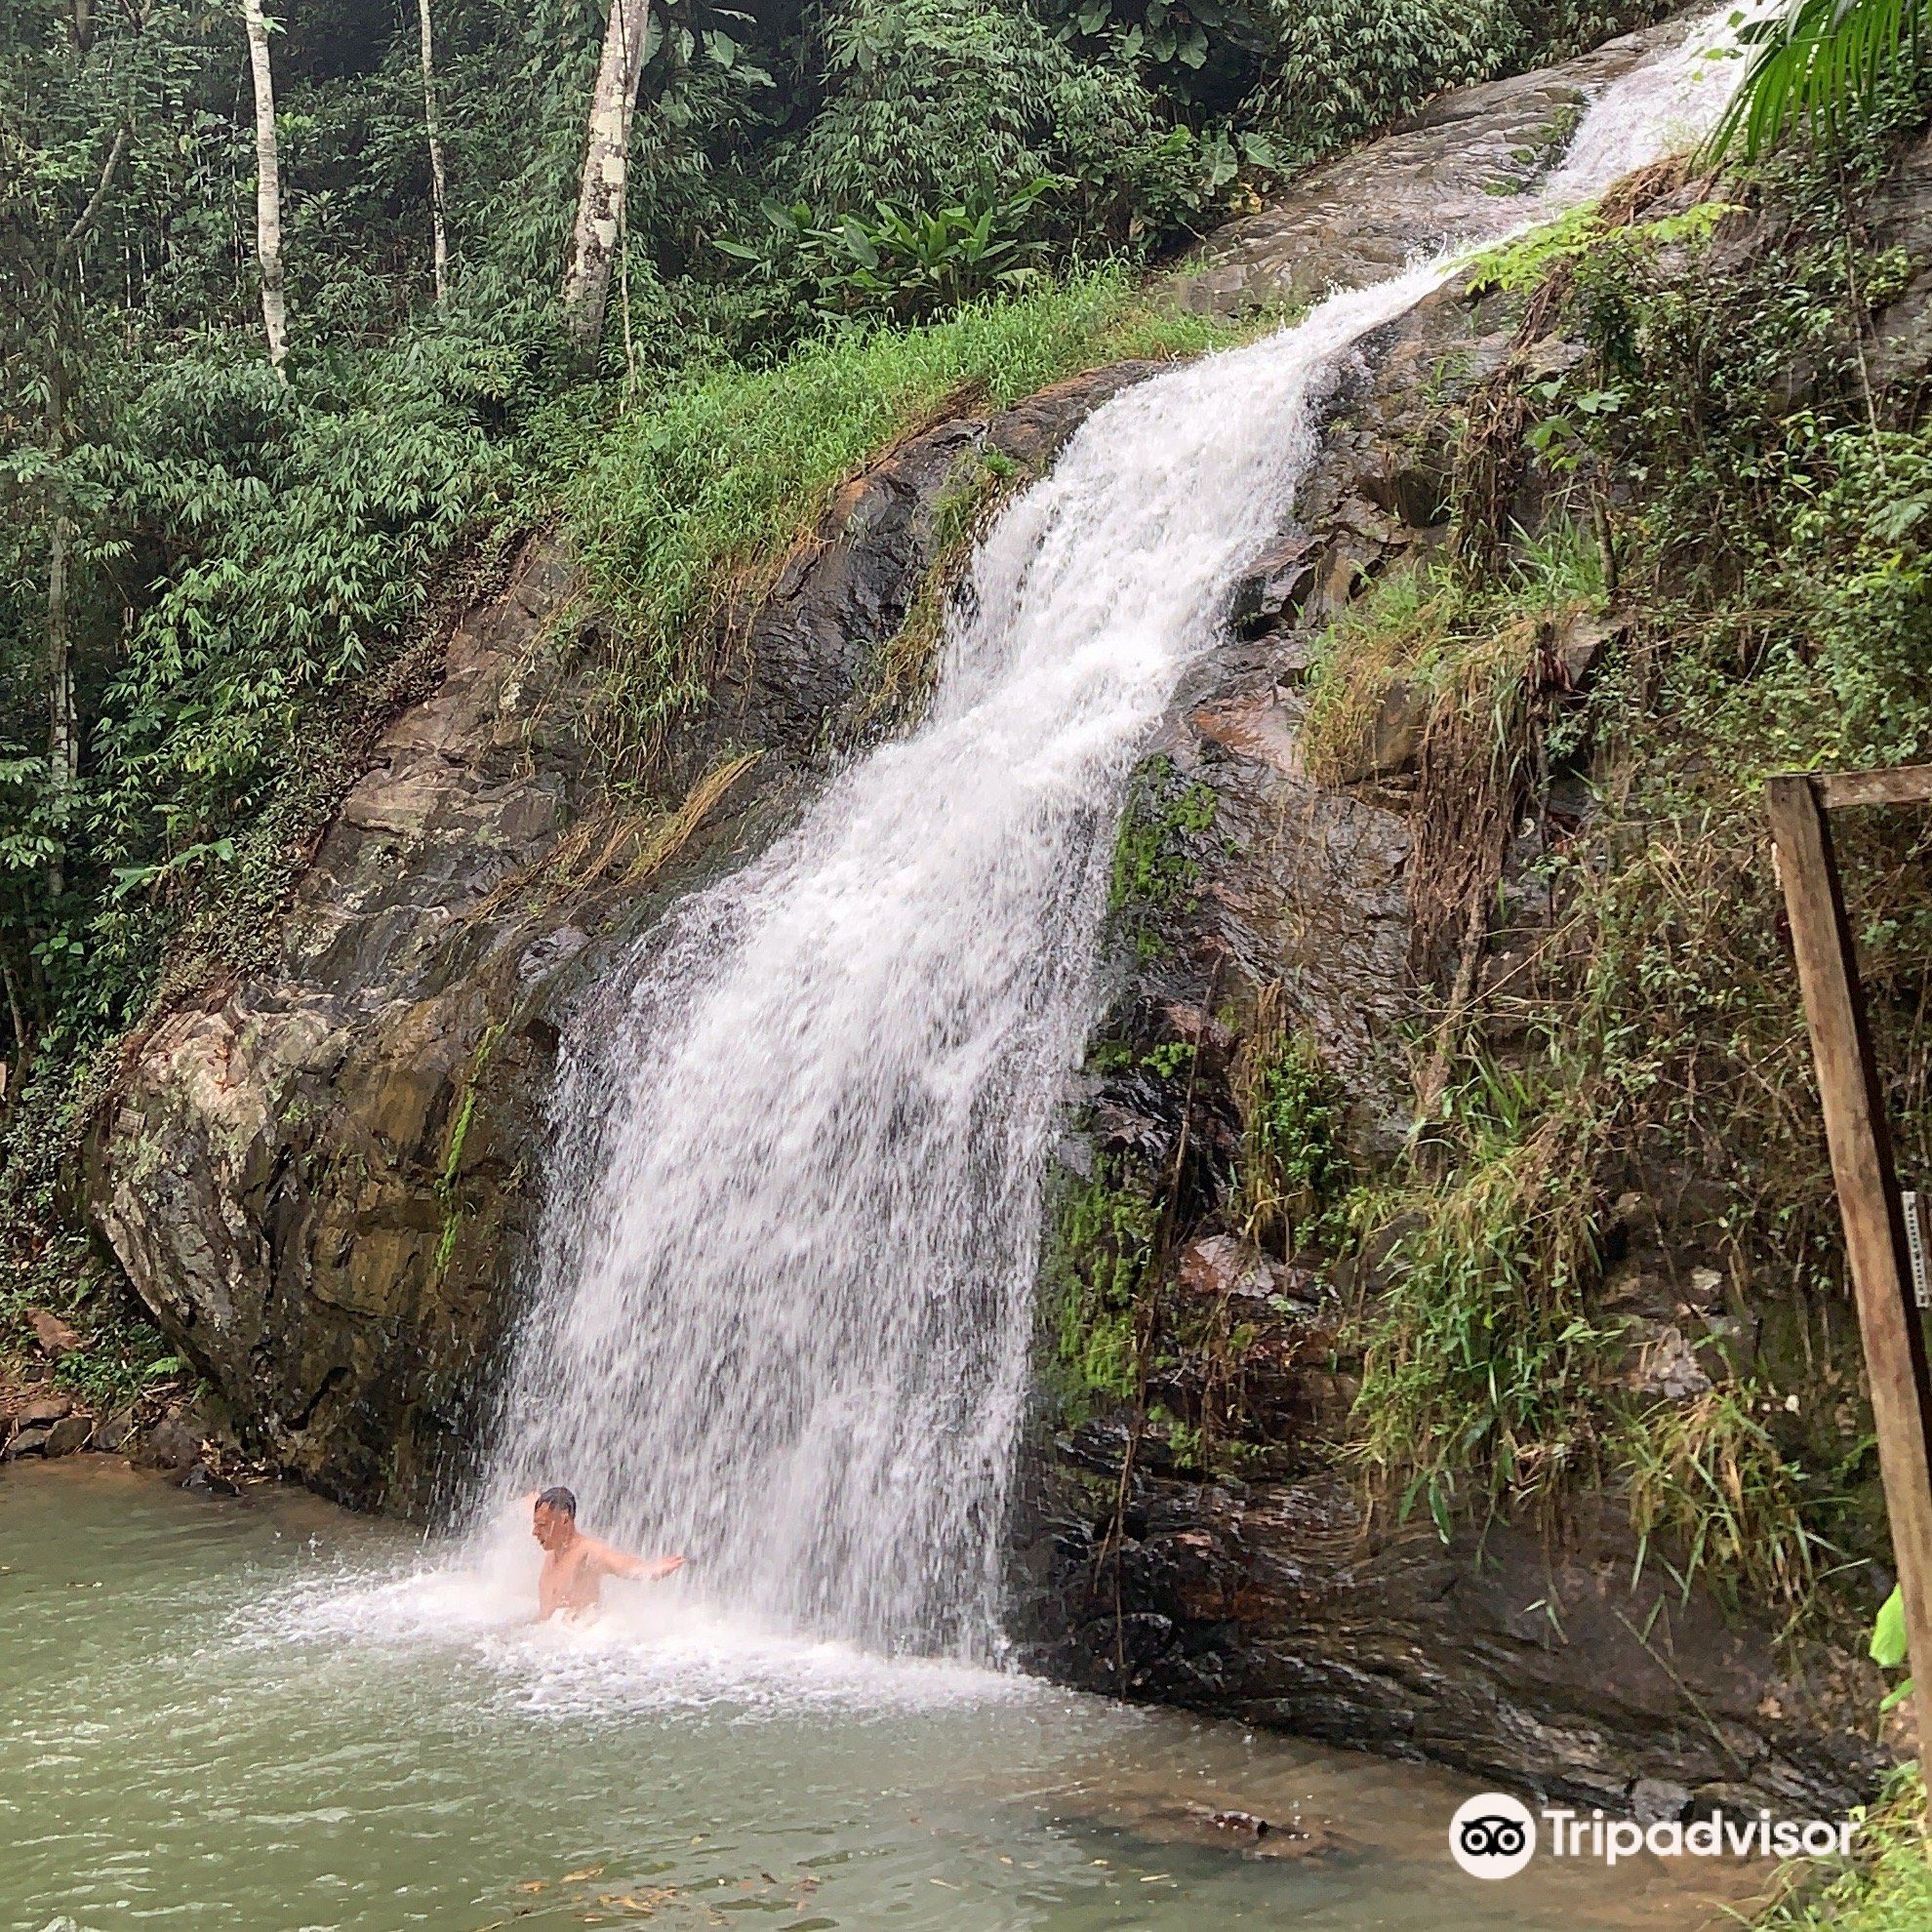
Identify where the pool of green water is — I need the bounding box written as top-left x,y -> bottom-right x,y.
1,1461 -> 1763,1930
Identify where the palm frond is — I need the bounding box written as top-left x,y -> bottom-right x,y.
1705,0 -> 1930,162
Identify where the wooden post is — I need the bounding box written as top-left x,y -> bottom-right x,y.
1766,772 -> 1932,1755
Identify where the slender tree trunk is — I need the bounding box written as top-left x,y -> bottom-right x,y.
416,0 -> 450,304
561,0 -> 652,348
241,0 -> 289,373
46,508 -> 74,904
1,957 -> 27,1088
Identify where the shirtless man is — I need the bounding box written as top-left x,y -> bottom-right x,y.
528,1486 -> 685,1621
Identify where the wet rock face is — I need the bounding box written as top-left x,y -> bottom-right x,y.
1011,1444 -> 1888,1817
1171,24 -> 1679,319
1107,264 -> 1527,1151
88,371 -> 1139,1515
1013,75 -> 1932,1816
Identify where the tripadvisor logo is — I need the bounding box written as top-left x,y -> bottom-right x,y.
1449,1790 -> 1858,1878
1450,1793 -> 1536,1879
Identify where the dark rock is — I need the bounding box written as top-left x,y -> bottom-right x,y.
1631,1778 -> 1693,1827
1247,1820 -> 1346,1861
180,1463 -> 241,1497
133,1415 -> 204,1473
43,1413 -> 93,1457
3,1425 -> 53,1460
1013,1451 -> 1886,1815
1622,1321 -> 1715,1402
1688,1782 -> 1768,1823
95,1408 -> 137,1453
1550,608 -> 1626,691
1207,1807 -> 1271,1839
1176,1234 -> 1273,1302
13,1394 -> 72,1429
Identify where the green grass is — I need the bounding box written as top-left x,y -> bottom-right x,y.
1755,1768 -> 1930,1928
1234,983 -> 1350,1259
1349,1069 -> 1615,1538
1106,751 -> 1220,959
560,271 -> 1242,766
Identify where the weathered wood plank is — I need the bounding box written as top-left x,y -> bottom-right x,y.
1766,773 -> 1932,1754
1814,765 -> 1932,811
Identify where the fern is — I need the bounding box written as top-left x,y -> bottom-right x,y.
1708,0 -> 1931,160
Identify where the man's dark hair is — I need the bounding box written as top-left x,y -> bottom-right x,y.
536,1485 -> 577,1517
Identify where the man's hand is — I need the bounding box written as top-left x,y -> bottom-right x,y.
644,1553 -> 686,1581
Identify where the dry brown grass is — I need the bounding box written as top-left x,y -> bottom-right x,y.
462,748 -> 762,929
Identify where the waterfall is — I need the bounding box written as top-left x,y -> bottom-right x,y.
475,8 -> 1755,1662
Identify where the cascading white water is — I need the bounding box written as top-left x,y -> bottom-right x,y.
474,7 -> 1756,1661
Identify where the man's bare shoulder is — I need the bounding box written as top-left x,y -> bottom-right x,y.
579,1534 -> 640,1575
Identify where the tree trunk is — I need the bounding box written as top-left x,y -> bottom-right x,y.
41,123 -> 128,910
46,509 -> 73,904
560,0 -> 652,348
416,0 -> 450,304
241,0 -> 289,373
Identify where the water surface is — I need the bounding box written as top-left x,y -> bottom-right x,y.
2,1464 -> 1764,1931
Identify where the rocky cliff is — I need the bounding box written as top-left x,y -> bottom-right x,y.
1007,59 -> 1932,1817
87,21 -> 1908,1816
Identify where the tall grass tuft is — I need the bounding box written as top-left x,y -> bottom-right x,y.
559,272 -> 1239,771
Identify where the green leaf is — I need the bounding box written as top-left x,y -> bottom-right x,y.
1872,1583 -> 1910,1669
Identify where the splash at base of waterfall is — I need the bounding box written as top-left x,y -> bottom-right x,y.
247,1500 -> 1036,1720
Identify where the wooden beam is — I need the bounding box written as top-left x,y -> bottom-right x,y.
1766,774 -> 1932,1751
1814,764 -> 1932,812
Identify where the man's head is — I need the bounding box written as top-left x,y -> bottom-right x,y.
531,1484 -> 578,1551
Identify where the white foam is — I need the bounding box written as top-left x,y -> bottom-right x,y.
240,1528 -> 1041,1723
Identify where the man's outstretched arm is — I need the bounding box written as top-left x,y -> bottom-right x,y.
586,1536 -> 685,1581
